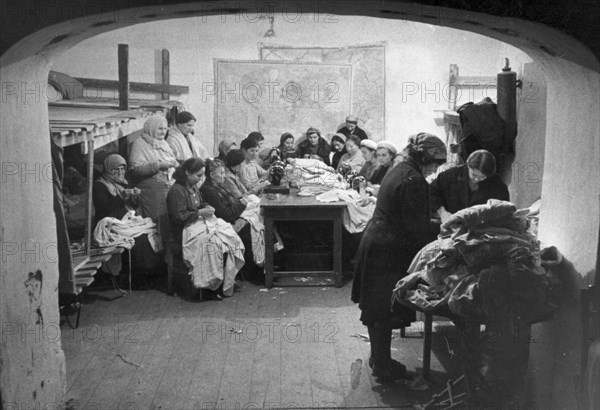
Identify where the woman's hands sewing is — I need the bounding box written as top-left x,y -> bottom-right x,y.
197,205 -> 215,219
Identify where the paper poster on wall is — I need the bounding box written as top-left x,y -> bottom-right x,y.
259,43 -> 385,140
214,59 -> 352,150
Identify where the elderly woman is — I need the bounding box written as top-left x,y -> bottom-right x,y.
330,133 -> 348,170
167,158 -> 245,299
337,135 -> 365,173
166,111 -> 210,162
351,133 -> 446,383
358,139 -> 379,182
128,115 -> 178,246
238,137 -> 271,193
93,153 -> 160,281
430,149 -> 509,223
297,127 -> 331,165
216,137 -> 237,161
201,159 -> 264,271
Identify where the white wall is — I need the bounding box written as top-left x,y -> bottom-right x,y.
52,14 -> 531,155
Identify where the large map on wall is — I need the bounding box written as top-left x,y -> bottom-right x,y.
260,43 -> 386,140
214,60 -> 352,149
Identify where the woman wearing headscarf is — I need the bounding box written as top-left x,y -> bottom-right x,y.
337,135 -> 365,173
201,159 -> 262,272
365,141 -> 398,196
351,133 -> 447,383
297,127 -> 331,165
277,132 -> 298,161
430,149 -> 509,223
167,158 -> 244,299
223,149 -> 249,199
358,139 -> 379,182
330,133 -> 347,170
92,153 -> 159,279
216,137 -> 237,161
128,115 -> 178,246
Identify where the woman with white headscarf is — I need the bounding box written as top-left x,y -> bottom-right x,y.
129,115 -> 178,246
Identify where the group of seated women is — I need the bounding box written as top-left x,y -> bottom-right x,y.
92,108 -> 509,301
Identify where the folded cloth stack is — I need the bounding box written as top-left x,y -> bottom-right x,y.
393,199 -> 559,324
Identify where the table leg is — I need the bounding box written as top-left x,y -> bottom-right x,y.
264,216 -> 274,289
333,212 -> 342,287
423,312 -> 433,380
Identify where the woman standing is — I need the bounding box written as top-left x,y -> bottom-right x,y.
351,133 -> 446,383
337,135 -> 365,173
430,149 -> 509,223
128,115 -> 178,246
365,141 -> 398,197
330,133 -> 347,170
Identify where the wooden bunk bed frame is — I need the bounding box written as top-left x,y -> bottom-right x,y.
52,44 -> 187,300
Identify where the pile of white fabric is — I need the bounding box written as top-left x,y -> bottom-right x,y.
285,158 -> 346,190
316,188 -> 376,233
94,210 -> 161,251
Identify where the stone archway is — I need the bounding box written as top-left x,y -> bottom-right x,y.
1,2 -> 598,408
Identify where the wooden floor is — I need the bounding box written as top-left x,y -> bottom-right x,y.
61,277 -> 461,409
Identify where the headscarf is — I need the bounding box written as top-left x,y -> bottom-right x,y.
360,139 -> 377,151
140,115 -> 177,159
376,141 -> 398,157
97,154 -> 127,197
407,133 -> 447,160
225,149 -> 246,168
331,133 -> 347,144
218,137 -> 237,157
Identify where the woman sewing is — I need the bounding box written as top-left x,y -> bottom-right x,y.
167,158 -> 245,300
337,135 -> 365,173
430,149 -> 509,223
297,127 -> 331,165
351,133 -> 446,383
329,133 -> 348,170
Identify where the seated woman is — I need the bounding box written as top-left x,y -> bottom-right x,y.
128,115 -> 178,247
263,132 -> 297,167
365,141 -> 398,197
223,149 -> 250,199
337,135 -> 365,173
238,137 -> 271,193
358,139 -> 379,182
330,133 -> 348,170
93,154 -> 160,282
216,137 -> 237,161
297,127 -> 331,165
430,149 -> 509,223
201,159 -> 264,270
167,158 -> 245,299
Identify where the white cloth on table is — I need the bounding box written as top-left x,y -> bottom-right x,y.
286,158 -> 345,189
315,188 -> 376,233
182,216 -> 245,296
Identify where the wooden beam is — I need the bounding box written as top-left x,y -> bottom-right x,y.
162,48 -> 170,100
118,44 -> 129,110
74,78 -> 189,95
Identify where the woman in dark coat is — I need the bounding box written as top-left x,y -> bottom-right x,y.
351,133 -> 447,383
297,127 -> 331,166
329,133 -> 347,170
430,149 -> 509,222
92,153 -> 159,276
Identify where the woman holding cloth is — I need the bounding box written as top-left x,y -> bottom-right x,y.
128,115 -> 178,247
430,149 -> 509,223
351,133 -> 446,383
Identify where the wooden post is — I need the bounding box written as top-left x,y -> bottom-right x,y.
161,48 -> 170,100
449,64 -> 459,110
118,44 -> 129,110
84,138 -> 95,258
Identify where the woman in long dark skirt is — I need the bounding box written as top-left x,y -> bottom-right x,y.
351,133 -> 447,383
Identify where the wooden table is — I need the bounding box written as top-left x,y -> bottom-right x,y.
260,192 -> 347,288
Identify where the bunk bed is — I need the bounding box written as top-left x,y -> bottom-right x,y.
53,45 -> 187,325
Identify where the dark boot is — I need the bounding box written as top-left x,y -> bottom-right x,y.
367,326 -> 407,383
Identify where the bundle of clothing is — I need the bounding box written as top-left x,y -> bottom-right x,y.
238,194 -> 268,266
315,188 -> 376,233
393,199 -> 561,404
392,199 -> 558,324
286,158 -> 346,194
94,210 -> 161,251
181,215 -> 245,297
